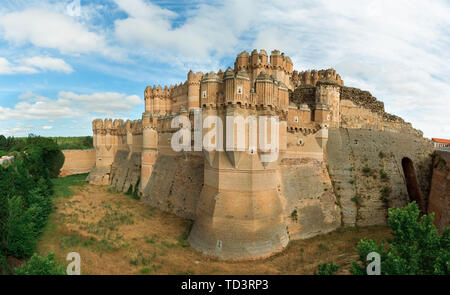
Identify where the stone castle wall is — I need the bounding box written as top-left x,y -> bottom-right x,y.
428,151 -> 450,231
327,129 -> 433,226
86,49 -> 441,260
59,149 -> 96,177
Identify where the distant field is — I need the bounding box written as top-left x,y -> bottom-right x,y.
12,136 -> 94,150
51,136 -> 94,150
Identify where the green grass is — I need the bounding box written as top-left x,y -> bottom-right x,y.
52,174 -> 88,198
51,136 -> 93,150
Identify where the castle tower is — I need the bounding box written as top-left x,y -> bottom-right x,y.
201,72 -> 221,107
188,60 -> 289,259
187,70 -> 202,112
255,71 -> 274,106
235,69 -> 251,105
140,112 -> 158,192
235,51 -> 250,71
223,67 -> 235,105
315,81 -> 341,127
89,118 -> 119,185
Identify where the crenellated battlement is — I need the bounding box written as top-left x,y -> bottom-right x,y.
235,49 -> 293,74
292,68 -> 344,87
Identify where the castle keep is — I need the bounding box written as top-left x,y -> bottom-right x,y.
88,50 -> 434,259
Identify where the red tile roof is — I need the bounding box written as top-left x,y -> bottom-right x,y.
432,138 -> 450,144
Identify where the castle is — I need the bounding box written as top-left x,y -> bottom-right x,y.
88,50 -> 434,260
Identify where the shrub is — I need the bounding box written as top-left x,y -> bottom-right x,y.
291,209 -> 298,221
6,196 -> 41,258
351,195 -> 361,206
0,135 -> 62,272
15,253 -> 66,275
351,202 -> 450,275
315,262 -> 339,275
362,166 -> 371,174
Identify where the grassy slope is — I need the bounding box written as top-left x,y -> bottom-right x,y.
37,177 -> 392,275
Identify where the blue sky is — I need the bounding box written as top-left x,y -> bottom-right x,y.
0,0 -> 449,138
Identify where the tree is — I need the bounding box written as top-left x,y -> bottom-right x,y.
351,202 -> 450,275
15,253 -> 66,275
0,135 -> 6,151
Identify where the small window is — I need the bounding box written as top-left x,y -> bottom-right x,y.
216,240 -> 222,250
258,57 -> 262,63
202,90 -> 207,98
237,86 -> 243,94
297,139 -> 304,146
327,114 -> 331,121
294,116 -> 299,123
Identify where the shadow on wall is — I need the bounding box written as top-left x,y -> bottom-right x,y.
401,157 -> 426,213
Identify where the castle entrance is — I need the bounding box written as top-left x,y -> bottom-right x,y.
401,157 -> 425,213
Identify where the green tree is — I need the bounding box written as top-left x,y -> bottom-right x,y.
0,135 -> 7,150
15,253 -> 66,275
351,202 -> 450,275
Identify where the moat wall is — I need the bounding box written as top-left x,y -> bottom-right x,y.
141,153 -> 204,220
326,128 -> 433,227
59,149 -> 96,177
279,157 -> 341,240
428,151 -> 450,231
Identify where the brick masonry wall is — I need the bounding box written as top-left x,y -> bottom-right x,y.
326,128 -> 433,226
59,149 -> 96,177
428,151 -> 450,231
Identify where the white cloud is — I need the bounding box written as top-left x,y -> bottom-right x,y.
58,91 -> 142,114
0,0 -> 449,138
22,56 -> 74,73
0,91 -> 142,121
0,8 -> 121,59
42,125 -> 53,130
0,57 -> 37,74
0,123 -> 35,136
113,0 -> 257,63
0,56 -> 73,75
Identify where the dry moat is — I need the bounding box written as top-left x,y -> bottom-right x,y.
36,176 -> 391,275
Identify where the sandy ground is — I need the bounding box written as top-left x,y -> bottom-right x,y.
37,183 -> 392,275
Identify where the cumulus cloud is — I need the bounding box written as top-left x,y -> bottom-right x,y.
42,125 -> 53,130
0,0 -> 449,138
0,56 -> 73,75
0,91 -> 142,121
113,0 -> 257,63
58,92 -> 142,114
0,57 -> 37,74
0,8 -> 121,59
22,56 -> 74,73
0,123 -> 35,136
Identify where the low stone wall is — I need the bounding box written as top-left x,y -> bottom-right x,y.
59,149 -> 96,177
0,155 -> 14,166
428,151 -> 450,231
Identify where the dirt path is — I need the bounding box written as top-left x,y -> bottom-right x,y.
37,183 -> 391,275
